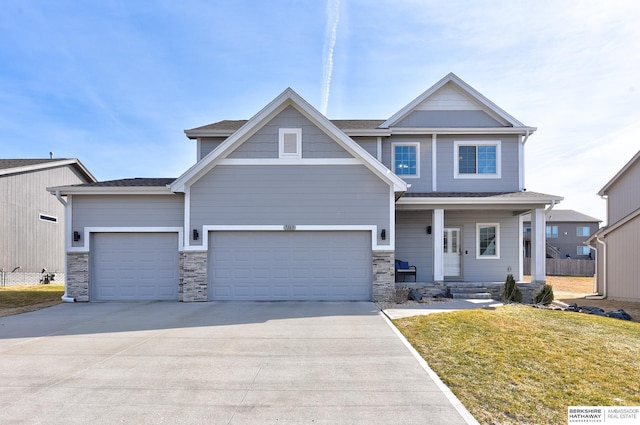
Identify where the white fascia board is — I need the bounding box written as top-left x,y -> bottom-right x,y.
1,158 -> 97,182
396,195 -> 563,206
47,186 -> 175,195
341,129 -> 392,137
388,127 -> 537,135
381,72 -> 528,129
184,129 -> 235,138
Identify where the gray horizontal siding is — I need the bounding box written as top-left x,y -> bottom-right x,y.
381,136 -> 433,192
353,137 -> 378,158
199,137 -> 226,160
1,165 -> 87,273
71,195 -> 184,247
190,164 -> 391,245
435,135 -> 520,192
395,210 -> 434,281
228,106 -> 351,159
604,215 -> 640,301
446,210 -> 520,281
395,110 -> 503,127
606,162 -> 640,224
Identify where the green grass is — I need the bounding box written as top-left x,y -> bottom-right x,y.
393,305 -> 640,425
0,284 -> 64,316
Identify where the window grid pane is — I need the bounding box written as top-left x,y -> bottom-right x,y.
395,145 -> 417,175
477,145 -> 496,174
458,146 -> 476,174
479,225 -> 496,256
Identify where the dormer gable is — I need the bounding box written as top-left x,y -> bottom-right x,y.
381,72 -> 534,132
171,88 -> 407,193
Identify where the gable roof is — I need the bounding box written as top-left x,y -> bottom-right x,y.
522,209 -> 602,223
597,150 -> 640,196
380,72 -> 534,132
171,88 -> 408,193
0,158 -> 96,182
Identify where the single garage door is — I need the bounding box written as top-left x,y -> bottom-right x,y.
91,233 -> 179,301
209,231 -> 372,300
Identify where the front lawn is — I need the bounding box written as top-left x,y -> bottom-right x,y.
394,305 -> 640,425
0,284 -> 64,317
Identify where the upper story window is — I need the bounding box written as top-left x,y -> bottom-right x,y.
546,225 -> 558,238
576,226 -> 591,237
279,128 -> 302,159
392,142 -> 420,178
477,223 -> 500,259
577,246 -> 591,256
454,140 -> 501,179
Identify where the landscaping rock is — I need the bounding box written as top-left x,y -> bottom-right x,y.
408,288 -> 423,301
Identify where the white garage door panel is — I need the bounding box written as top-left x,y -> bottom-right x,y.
209,231 -> 371,301
92,233 -> 179,301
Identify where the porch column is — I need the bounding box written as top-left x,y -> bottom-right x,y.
530,208 -> 546,283
433,209 -> 444,281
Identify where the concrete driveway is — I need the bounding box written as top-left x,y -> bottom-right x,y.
0,302 -> 474,424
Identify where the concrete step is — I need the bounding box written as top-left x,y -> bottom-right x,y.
451,292 -> 493,300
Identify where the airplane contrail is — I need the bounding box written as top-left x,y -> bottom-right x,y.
321,0 -> 340,116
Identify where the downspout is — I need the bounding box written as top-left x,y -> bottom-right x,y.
54,190 -> 75,302
586,234 -> 607,300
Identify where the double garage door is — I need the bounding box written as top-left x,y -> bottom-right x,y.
210,231 -> 372,301
91,231 -> 372,301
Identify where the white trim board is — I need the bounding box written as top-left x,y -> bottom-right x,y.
67,227 -> 184,253
186,225 -> 393,252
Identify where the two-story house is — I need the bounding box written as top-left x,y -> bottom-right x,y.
522,209 -> 601,259
50,73 -> 562,303
587,150 -> 640,302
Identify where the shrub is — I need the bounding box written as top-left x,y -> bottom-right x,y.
501,274 -> 522,303
534,284 -> 554,305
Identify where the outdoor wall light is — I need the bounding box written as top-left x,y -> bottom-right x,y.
381,229 -> 386,240
73,231 -> 81,242
426,226 -> 432,235
193,229 -> 199,240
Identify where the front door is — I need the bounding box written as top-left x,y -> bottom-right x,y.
443,227 -> 461,277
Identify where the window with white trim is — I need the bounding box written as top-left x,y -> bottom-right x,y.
392,142 -> 420,177
577,246 -> 590,256
576,226 -> 590,237
546,225 -> 558,239
279,128 -> 302,158
477,223 -> 500,259
454,141 -> 501,178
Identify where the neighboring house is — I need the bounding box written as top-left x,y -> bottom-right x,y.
587,150 -> 640,302
0,158 -> 96,285
522,209 -> 601,259
49,73 -> 562,303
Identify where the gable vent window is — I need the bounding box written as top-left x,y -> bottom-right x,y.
39,214 -> 58,223
279,128 -> 302,159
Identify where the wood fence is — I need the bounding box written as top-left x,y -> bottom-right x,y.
523,258 -> 595,277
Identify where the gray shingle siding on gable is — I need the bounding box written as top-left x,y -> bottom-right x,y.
227,106 -> 351,159
199,137 -> 226,160
189,164 -> 391,245
395,110 -> 504,127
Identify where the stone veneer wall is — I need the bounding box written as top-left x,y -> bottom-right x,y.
180,251 -> 208,302
372,251 -> 395,302
67,252 -> 89,302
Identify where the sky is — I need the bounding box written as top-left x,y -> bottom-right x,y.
1,0 -> 639,224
